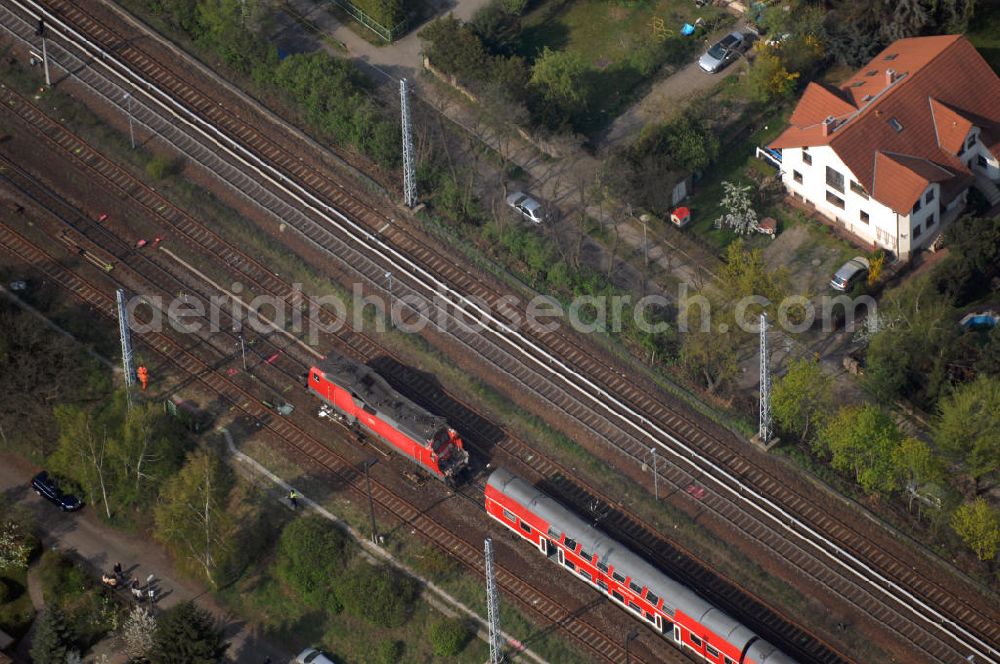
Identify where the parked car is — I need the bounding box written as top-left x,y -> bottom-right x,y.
505,191 -> 546,224
699,32 -> 745,73
830,256 -> 870,291
295,648 -> 336,664
31,471 -> 82,512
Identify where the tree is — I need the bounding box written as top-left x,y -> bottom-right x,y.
276,516 -> 352,611
150,601 -> 228,664
0,519 -> 32,570
747,48 -> 799,103
419,16 -> 490,82
715,181 -> 759,235
470,0 -> 521,56
818,405 -> 904,495
660,112 -> 720,172
429,617 -> 470,656
934,376 -> 1000,492
679,309 -> 740,393
893,437 -> 942,489
772,357 -> 832,441
120,606 -> 157,660
717,239 -> 788,305
338,563 -> 417,628
30,607 -> 74,664
530,47 -> 589,128
951,499 -> 1000,561
51,405 -> 112,519
154,447 -> 237,587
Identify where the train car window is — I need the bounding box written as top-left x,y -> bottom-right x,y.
579,549 -> 591,561
646,591 -> 659,606
578,569 -> 590,581
502,509 -> 517,522
612,591 -> 625,603
629,581 -> 643,594
706,644 -> 719,658
724,657 -> 737,664
596,562 -> 609,573
645,612 -> 655,623
564,537 -> 577,550
690,634 -> 703,647
362,403 -> 377,416
518,521 -> 532,534
629,602 -> 641,614
662,617 -> 674,634
564,559 -> 576,571
547,527 -> 561,540
311,373 -> 320,382
597,580 -> 608,591
612,571 -> 626,583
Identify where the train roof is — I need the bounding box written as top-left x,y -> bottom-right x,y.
316,356 -> 447,444
487,469 -> 764,654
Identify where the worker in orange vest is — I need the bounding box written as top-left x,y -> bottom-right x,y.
137,365 -> 148,391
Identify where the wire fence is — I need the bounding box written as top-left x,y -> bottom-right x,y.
326,0 -> 406,41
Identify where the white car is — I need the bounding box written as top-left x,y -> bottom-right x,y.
506,191 -> 546,223
295,648 -> 336,664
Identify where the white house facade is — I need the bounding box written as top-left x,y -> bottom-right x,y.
769,35 -> 1000,259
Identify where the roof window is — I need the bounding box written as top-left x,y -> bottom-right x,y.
850,81 -> 865,88
865,69 -> 878,77
888,117 -> 903,133
884,53 -> 898,61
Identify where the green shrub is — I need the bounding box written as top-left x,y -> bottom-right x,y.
373,638 -> 404,664
337,563 -> 417,627
429,617 -> 471,656
146,154 -> 177,179
276,516 -> 352,611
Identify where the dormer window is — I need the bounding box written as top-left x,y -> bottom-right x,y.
889,118 -> 903,133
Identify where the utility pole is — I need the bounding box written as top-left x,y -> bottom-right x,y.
400,78 -> 417,208
123,92 -> 135,149
116,288 -> 135,410
625,630 -> 639,664
364,459 -> 379,545
237,335 -> 246,371
36,19 -> 51,87
484,537 -> 504,664
759,313 -> 772,443
650,447 -> 658,501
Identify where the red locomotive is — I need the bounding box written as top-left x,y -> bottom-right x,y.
308,356 -> 469,483
486,468 -> 796,664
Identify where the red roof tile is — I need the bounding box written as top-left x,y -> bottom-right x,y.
770,35 -> 1000,214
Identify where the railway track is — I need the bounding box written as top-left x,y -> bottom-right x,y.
0,215 -> 651,664
1,2 -> 998,662
0,82 -> 847,664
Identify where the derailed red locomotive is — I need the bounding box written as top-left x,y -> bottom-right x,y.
486,468 -> 796,664
308,356 -> 469,483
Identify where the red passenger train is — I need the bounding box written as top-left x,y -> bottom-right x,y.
486,468 -> 796,664
308,356 -> 469,483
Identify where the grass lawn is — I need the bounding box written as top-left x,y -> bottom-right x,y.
517,0 -> 730,136
967,2 -> 1000,74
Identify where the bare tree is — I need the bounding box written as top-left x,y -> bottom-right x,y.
120,606 -> 157,659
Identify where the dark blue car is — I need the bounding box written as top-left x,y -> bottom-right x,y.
31,471 -> 82,512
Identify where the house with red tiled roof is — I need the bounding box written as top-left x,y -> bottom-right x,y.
769,34 -> 1000,258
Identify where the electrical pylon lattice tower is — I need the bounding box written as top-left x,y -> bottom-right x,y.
116,288 -> 135,409
400,78 -> 417,208
759,313 -> 771,443
484,537 -> 504,664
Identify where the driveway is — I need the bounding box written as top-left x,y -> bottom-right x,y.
0,454 -> 293,664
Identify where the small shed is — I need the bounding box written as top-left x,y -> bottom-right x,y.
670,207 -> 691,228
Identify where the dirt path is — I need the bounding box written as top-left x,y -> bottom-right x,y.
0,454 -> 294,664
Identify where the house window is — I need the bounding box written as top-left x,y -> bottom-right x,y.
859,210 -> 870,224
826,167 -> 845,192
802,148 -> 812,166
925,189 -> 935,204
850,180 -> 869,199
793,170 -> 803,184
959,142 -> 966,157
979,155 -> 989,169
927,213 -> 937,228
967,134 -> 976,149
913,223 -> 923,239
826,191 -> 845,209
913,197 -> 923,213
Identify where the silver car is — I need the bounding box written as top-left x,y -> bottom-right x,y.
295,648 -> 336,664
830,257 -> 870,291
699,32 -> 745,73
506,191 -> 546,223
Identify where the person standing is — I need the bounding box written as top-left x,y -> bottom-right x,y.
288,488 -> 299,509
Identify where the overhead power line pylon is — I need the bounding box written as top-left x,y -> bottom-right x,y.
485,537 -> 504,664
758,313 -> 772,444
400,78 -> 417,208
116,288 -> 136,410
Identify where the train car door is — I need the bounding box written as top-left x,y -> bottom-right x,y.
673,625 -> 682,645
557,548 -> 564,565
538,536 -> 549,555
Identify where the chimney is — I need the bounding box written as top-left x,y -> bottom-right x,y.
822,115 -> 836,136
886,68 -> 896,85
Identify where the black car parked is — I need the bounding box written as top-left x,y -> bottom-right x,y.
31,471 -> 82,511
